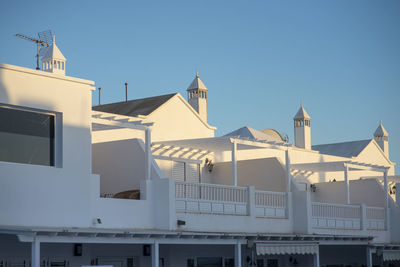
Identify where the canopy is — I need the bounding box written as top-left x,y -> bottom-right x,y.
383,251 -> 400,261
256,243 -> 318,255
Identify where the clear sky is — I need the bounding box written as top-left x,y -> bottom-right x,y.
1,0 -> 399,174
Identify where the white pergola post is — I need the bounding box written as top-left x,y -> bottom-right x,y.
285,149 -> 291,193
235,242 -> 242,267
31,238 -> 40,267
314,251 -> 320,267
366,247 -> 372,267
384,170 -> 389,208
152,241 -> 159,267
232,141 -> 238,186
344,164 -> 350,204
145,128 -> 152,180
384,169 -> 390,230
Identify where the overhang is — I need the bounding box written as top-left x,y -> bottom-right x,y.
256,243 -> 318,255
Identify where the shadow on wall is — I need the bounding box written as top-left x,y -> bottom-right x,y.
204,157 -> 286,192
92,138 -> 146,195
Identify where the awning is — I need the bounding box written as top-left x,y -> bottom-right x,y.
256,243 -> 318,255
383,251 -> 400,261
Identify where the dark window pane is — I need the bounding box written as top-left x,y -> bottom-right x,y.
0,107 -> 55,166
197,257 -> 222,267
224,258 -> 234,267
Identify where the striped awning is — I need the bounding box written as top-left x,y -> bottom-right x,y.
256,243 -> 318,255
383,251 -> 400,261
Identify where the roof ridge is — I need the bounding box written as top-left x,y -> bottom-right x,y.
93,93 -> 177,108
312,139 -> 371,147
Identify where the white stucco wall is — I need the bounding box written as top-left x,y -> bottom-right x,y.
142,95 -> 215,141
0,63 -> 96,228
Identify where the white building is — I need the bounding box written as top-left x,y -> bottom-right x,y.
0,39 -> 400,267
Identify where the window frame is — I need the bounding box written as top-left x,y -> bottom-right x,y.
0,103 -> 62,168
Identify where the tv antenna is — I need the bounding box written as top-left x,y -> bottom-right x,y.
15,30 -> 53,70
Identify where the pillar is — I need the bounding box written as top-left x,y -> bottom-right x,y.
384,169 -> 390,230
31,238 -> 40,267
366,247 -> 372,267
285,149 -> 291,193
152,241 -> 159,267
145,128 -> 152,180
396,182 -> 400,207
235,242 -> 242,267
314,251 -> 320,267
344,165 -> 350,204
232,141 -> 238,186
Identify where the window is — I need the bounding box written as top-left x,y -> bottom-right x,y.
197,257 -> 222,267
0,106 -> 55,166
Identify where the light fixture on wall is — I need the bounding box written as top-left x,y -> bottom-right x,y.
205,158 -> 214,172
310,184 -> 316,192
390,185 -> 396,195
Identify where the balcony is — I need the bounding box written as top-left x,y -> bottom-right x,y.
175,181 -> 288,219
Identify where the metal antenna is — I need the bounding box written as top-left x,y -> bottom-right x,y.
98,87 -> 101,105
15,30 -> 52,70
125,82 -> 128,102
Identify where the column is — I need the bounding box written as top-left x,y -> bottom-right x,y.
232,141 -> 238,186
285,149 -> 291,193
396,182 -> 400,207
152,241 -> 159,267
314,251 -> 320,267
344,165 -> 350,204
235,242 -> 242,267
145,128 -> 152,180
384,169 -> 390,230
31,238 -> 40,267
366,247 -> 372,267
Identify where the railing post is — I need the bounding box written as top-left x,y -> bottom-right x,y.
361,204 -> 367,231
247,186 -> 255,218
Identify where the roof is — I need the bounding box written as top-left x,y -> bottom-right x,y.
312,139 -> 372,158
187,71 -> 207,91
42,36 -> 66,61
224,126 -> 283,142
92,93 -> 177,117
374,121 -> 389,137
293,104 -> 311,120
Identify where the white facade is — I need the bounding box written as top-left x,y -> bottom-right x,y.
0,43 -> 400,267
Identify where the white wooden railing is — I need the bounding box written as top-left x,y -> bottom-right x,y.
312,202 -> 361,219
175,181 -> 248,203
366,206 -> 385,230
311,202 -> 361,230
255,190 -> 286,207
254,190 -> 287,218
175,181 -> 248,215
311,202 -> 386,231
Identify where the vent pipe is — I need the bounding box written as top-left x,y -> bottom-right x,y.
125,82 -> 128,102
98,87 -> 101,105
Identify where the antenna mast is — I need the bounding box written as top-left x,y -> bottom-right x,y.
15,30 -> 52,70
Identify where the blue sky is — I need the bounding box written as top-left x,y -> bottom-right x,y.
1,0 -> 399,174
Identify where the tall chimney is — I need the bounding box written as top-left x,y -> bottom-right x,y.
98,87 -> 101,105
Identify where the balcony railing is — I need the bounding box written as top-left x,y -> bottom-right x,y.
175,181 -> 248,215
175,181 -> 288,218
175,181 -> 248,203
312,202 -> 362,230
255,190 -> 287,218
366,206 -> 385,230
311,202 -> 386,231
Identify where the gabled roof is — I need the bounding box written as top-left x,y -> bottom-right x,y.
312,139 -> 372,158
92,93 -> 177,117
42,36 -> 66,61
293,104 -> 311,120
187,72 -> 207,91
224,126 -> 283,142
374,121 -> 389,137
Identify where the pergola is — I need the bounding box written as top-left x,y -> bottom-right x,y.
152,137 -> 290,187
